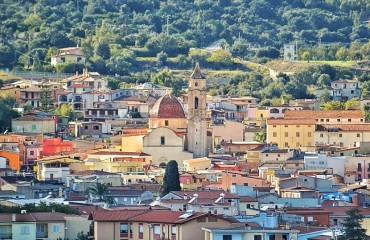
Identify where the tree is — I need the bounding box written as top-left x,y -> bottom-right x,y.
338,208 -> 368,240
156,51 -> 168,67
301,51 -> 311,61
335,47 -> 348,61
32,52 -> 44,72
76,231 -> 89,240
161,160 -> 181,196
344,98 -> 360,110
254,131 -> 266,143
38,83 -> 54,112
321,101 -> 344,110
95,42 -> 111,60
207,49 -> 233,67
0,97 -> 20,132
317,74 -> 331,87
87,182 -> 114,204
319,88 -> 331,104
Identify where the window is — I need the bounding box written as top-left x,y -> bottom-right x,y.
232,174 -> 236,177
284,142 -> 289,147
308,132 -> 312,137
265,154 -> 269,157
139,224 -> 143,239
273,132 -> 277,137
269,235 -> 276,240
171,226 -> 176,236
194,97 -> 199,109
357,133 -> 361,137
270,108 -> 279,113
32,125 -> 36,131
296,132 -> 300,137
254,235 -> 262,240
273,125 -> 276,128
160,136 -> 165,145
326,119 -> 329,122
284,132 -> 288,137
339,134 -> 342,137
93,125 -> 100,130
320,119 -> 324,122
165,120 -> 169,126
337,119 -> 340,122
197,217 -> 206,222
120,223 -> 128,234
21,226 -> 30,235
223,235 -> 232,240
30,150 -> 34,156
296,142 -> 300,147
84,126 -> 88,130
153,225 -> 160,235
52,224 -> 60,233
208,216 -> 218,222
348,119 -> 352,122
284,125 -> 288,128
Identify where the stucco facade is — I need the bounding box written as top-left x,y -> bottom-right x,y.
143,127 -> 192,166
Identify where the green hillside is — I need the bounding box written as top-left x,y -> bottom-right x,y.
0,0 -> 368,75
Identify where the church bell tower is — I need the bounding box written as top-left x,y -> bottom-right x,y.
187,62 -> 207,158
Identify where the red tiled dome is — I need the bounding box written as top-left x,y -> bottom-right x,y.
150,94 -> 186,118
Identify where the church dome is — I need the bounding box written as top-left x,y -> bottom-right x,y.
150,94 -> 186,118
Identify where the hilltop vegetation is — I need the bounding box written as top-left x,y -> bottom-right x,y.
0,0 -> 370,106
0,0 -> 368,73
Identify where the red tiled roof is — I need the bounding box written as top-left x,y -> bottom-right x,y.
267,119 -> 316,125
150,94 -> 186,118
239,196 -> 258,202
171,190 -> 238,199
90,151 -> 150,156
284,110 -> 364,119
0,213 -> 35,222
30,212 -> 67,221
322,206 -> 370,216
92,210 -> 148,221
316,124 -> 370,132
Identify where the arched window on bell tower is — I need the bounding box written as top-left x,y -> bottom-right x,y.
195,97 -> 199,109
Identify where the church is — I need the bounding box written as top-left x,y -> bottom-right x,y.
141,62 -> 209,167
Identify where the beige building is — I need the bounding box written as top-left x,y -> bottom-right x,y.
259,149 -> 295,162
315,124 -> 370,148
91,209 -> 236,240
12,115 -> 55,134
51,47 -> 85,66
143,127 -> 193,167
284,110 -> 365,124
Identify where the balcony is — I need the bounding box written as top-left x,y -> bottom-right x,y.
36,231 -> 48,238
0,233 -> 12,239
357,168 -> 362,172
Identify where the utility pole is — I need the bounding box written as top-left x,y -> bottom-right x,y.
76,0 -> 80,12
166,15 -> 170,36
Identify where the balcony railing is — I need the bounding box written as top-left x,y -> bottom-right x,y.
0,233 -> 12,239
36,232 -> 48,238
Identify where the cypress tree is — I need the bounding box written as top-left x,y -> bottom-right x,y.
161,160 -> 181,196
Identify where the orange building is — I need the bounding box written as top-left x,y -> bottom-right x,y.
0,150 -> 21,171
221,170 -> 268,191
43,138 -> 74,156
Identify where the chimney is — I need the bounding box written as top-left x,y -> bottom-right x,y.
184,193 -> 188,200
12,213 -> 16,222
245,223 -> 251,231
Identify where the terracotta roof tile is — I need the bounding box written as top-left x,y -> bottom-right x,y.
316,124 -> 370,132
150,94 -> 186,118
284,110 -> 363,119
31,212 -> 67,221
267,119 -> 316,125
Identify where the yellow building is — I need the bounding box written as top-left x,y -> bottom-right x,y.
244,107 -> 268,127
183,157 -> 211,171
266,119 -> 316,149
51,47 -> 85,66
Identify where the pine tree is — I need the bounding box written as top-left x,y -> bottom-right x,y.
338,208 -> 368,240
161,160 -> 181,196
38,82 -> 54,112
